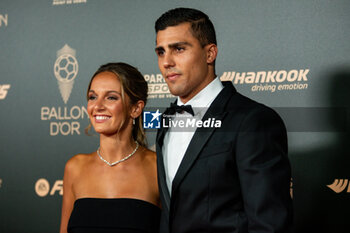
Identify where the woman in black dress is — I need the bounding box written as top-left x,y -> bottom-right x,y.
59,63 -> 160,233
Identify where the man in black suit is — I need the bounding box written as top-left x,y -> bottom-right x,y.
154,8 -> 293,233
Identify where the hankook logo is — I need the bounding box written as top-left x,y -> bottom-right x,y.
327,179 -> 350,193
220,69 -> 309,93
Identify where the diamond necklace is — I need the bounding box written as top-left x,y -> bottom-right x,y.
97,141 -> 139,166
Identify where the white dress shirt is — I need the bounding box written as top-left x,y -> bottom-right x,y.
162,77 -> 224,194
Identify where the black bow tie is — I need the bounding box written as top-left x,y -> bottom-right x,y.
164,102 -> 194,116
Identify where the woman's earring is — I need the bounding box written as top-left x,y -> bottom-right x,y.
132,118 -> 135,125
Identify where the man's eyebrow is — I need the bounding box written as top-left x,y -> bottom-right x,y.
155,42 -> 192,51
168,42 -> 192,48
155,46 -> 164,52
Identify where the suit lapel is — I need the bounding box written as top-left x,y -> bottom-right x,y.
171,82 -> 236,195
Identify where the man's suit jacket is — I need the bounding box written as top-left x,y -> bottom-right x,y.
156,81 -> 293,233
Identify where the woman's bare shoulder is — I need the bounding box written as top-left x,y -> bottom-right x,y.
142,147 -> 156,160
138,147 -> 157,171
64,152 -> 95,173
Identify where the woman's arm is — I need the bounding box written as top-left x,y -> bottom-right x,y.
59,158 -> 76,233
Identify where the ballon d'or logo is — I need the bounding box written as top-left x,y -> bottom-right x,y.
54,44 -> 79,104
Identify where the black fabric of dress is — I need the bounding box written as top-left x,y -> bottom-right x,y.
67,198 -> 160,233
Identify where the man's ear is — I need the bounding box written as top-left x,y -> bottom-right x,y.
130,100 -> 145,119
206,43 -> 218,64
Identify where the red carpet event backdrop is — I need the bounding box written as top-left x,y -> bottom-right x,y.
0,0 -> 349,232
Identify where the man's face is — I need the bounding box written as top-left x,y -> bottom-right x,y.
155,23 -> 214,103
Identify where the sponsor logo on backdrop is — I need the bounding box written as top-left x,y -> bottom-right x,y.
144,73 -> 174,99
220,69 -> 309,93
35,178 -> 63,197
143,109 -> 221,130
327,179 -> 350,193
54,44 -> 79,104
41,44 -> 88,136
52,0 -> 86,6
0,14 -> 8,27
0,84 -> 11,100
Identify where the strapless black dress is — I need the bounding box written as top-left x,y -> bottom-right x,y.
67,198 -> 160,233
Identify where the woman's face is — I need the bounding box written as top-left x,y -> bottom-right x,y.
87,71 -> 129,135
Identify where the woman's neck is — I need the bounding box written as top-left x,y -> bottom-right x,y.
98,132 -> 136,162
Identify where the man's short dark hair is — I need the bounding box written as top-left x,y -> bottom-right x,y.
155,7 -> 217,47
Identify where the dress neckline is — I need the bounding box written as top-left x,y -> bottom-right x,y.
74,197 -> 160,209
